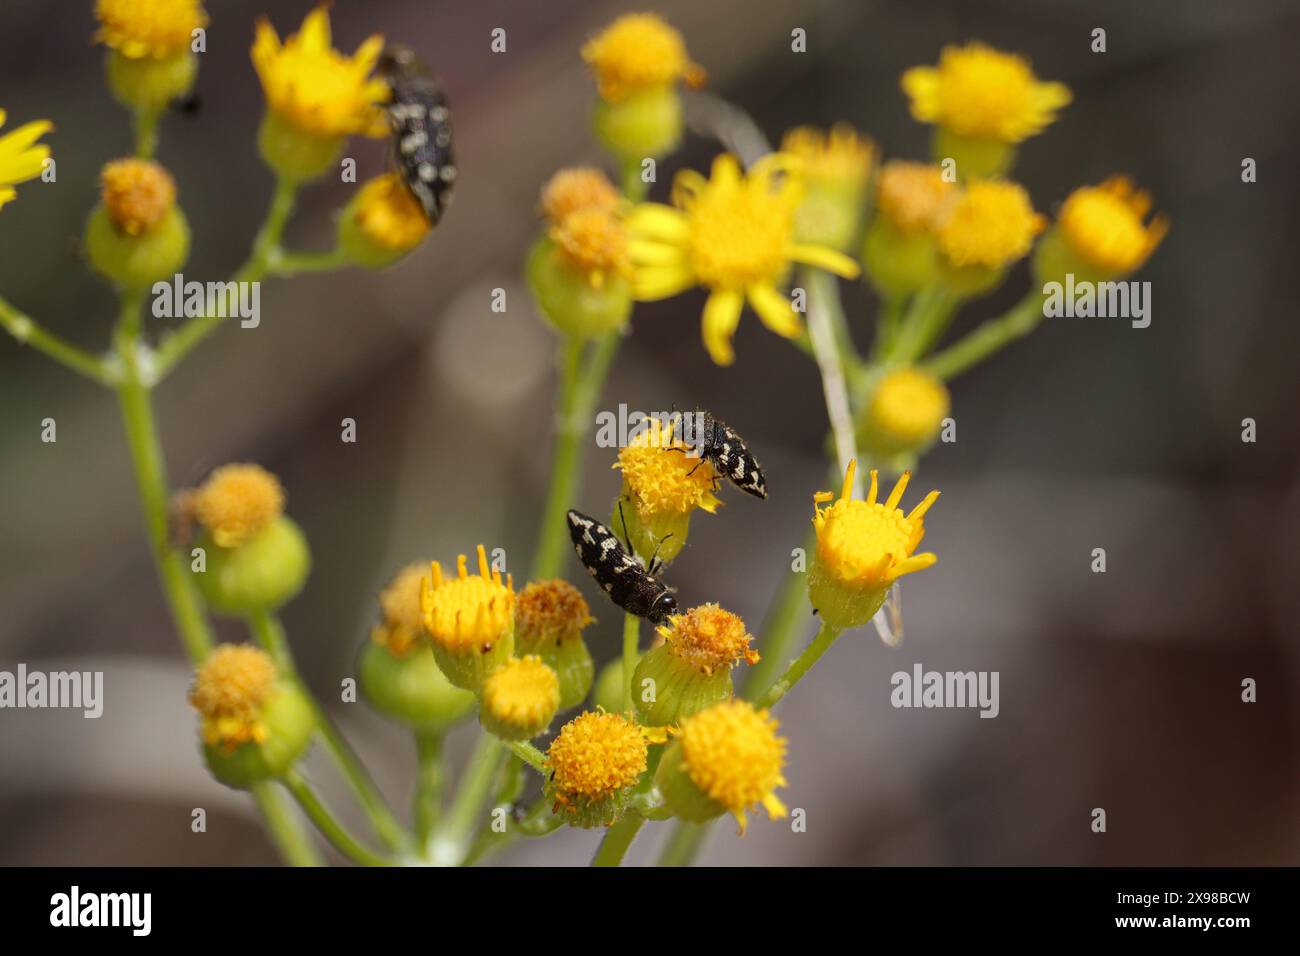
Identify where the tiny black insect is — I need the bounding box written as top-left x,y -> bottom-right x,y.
378,45 -> 456,224
672,409 -> 768,499
566,509 -> 678,625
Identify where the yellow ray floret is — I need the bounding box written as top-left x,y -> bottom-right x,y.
419,545 -> 515,655
902,42 -> 1071,143
616,415 -> 721,518
655,603 -> 759,676
95,0 -> 208,60
581,13 -> 704,102
0,110 -> 53,212
193,463 -> 285,549
626,153 -> 860,365
813,459 -> 939,590
251,5 -> 388,139
189,644 -> 277,753
677,699 -> 788,833
937,178 -> 1044,270
1058,176 -> 1168,276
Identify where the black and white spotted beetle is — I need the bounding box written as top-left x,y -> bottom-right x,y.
672,409 -> 768,499
566,509 -> 678,625
378,46 -> 455,224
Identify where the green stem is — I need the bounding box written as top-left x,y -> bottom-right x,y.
743,527 -> 816,701
657,820 -> 708,867
270,247 -> 350,278
281,770 -> 393,867
152,176 -> 298,380
251,781 -> 323,867
0,296 -> 116,386
924,293 -> 1044,381
755,621 -> 842,710
529,331 -> 620,580
890,284 -> 959,364
507,740 -> 547,773
113,292 -> 215,663
592,812 -> 645,867
413,732 -> 445,850
246,610 -> 406,852
870,294 -> 906,363
431,732 -> 504,866
622,612 -> 639,713
133,107 -> 161,159
803,268 -> 860,489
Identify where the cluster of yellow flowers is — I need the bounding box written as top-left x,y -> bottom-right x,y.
0,4 -> 1170,868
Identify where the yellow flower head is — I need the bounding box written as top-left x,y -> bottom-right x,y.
780,125 -> 876,194
193,463 -> 285,549
251,5 -> 388,139
937,178 -> 1044,270
546,710 -> 648,818
189,644 -> 277,753
100,158 -> 176,236
0,111 -> 53,212
549,207 -> 631,287
351,172 -> 430,252
540,167 -> 621,225
95,0 -> 208,60
876,161 -> 955,234
370,563 -> 428,656
617,415 -> 721,519
1058,177 -> 1168,276
655,603 -> 759,677
677,699 -> 787,832
480,655 -> 561,741
515,579 -> 594,647
419,545 -> 515,656
863,367 -> 951,453
627,153 -> 860,366
902,42 -> 1071,143
581,13 -> 705,102
813,459 -> 938,593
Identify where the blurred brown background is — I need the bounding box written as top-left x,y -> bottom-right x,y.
1,0 -> 1298,865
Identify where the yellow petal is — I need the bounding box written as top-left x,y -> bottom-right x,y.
747,282 -> 802,339
791,243 -> 861,279
701,288 -> 744,366
0,119 -> 53,155
631,263 -> 695,301
299,6 -> 332,52
627,203 -> 690,242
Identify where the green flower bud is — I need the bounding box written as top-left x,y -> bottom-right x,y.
592,86 -> 682,163
257,110 -> 343,184
190,644 -> 314,790
359,640 -> 474,733
632,604 -> 757,726
515,580 -> 596,710
195,517 -> 311,616
526,235 -> 632,339
105,49 -> 198,113
931,127 -> 1016,181
855,367 -> 950,466
862,217 -> 941,300
85,158 -> 189,291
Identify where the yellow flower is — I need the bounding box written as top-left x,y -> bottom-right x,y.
936,178 -> 1044,271
95,0 -> 207,60
548,207 -> 632,287
780,125 -> 877,250
251,5 -> 387,140
99,158 -> 176,236
875,161 -> 954,234
655,604 -> 759,677
581,13 -> 704,103
193,463 -> 285,549
809,459 -> 939,629
1057,177 -> 1168,276
339,172 -> 430,268
480,655 -> 561,741
419,545 -> 515,690
902,42 -> 1070,144
859,367 -> 951,459
546,710 -> 649,826
0,111 -> 53,211
189,644 -> 277,753
669,699 -> 788,833
370,563 -> 428,656
540,167 -> 622,224
627,153 -> 860,366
